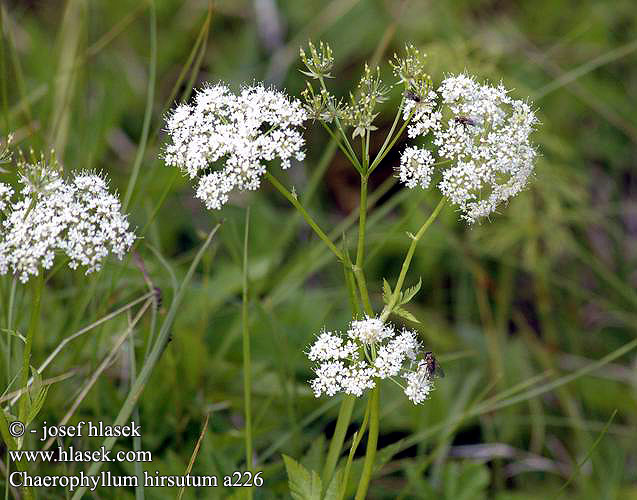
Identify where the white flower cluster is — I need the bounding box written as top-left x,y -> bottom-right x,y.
307,317 -> 434,404
164,83 -> 307,210
398,146 -> 435,189
0,168 -> 134,283
400,73 -> 537,223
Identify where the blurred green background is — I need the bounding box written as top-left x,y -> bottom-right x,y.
1,0 -> 636,498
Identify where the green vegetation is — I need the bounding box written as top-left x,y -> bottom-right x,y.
1,0 -> 636,498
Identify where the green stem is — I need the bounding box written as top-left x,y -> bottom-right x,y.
381,198 -> 446,321
368,95 -> 405,174
322,395 -> 355,488
18,272 -> 43,424
368,107 -> 415,175
343,265 -> 360,318
320,121 -> 360,172
265,172 -> 344,262
339,400 -> 370,500
354,386 -> 379,500
354,176 -> 373,316
318,76 -> 361,171
242,208 -> 254,494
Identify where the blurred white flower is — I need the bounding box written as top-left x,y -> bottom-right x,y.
0,167 -> 134,283
0,183 -> 12,212
400,73 -> 538,224
306,318 -> 436,404
164,83 -> 307,210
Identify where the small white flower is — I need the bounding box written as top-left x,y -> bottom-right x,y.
164,83 -> 307,210
403,360 -> 434,404
0,167 -> 134,283
347,316 -> 393,345
403,88 -> 440,139
341,362 -> 377,397
307,330 -> 357,362
306,318 -> 437,405
374,329 -> 420,378
398,146 -> 435,189
310,360 -> 345,397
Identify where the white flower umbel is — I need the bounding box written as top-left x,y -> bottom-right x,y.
434,74 -> 537,223
164,83 -> 307,210
306,318 -> 436,405
0,167 -> 134,283
399,73 -> 537,224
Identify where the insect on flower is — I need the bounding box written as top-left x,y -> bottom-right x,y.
453,115 -> 477,127
423,351 -> 445,379
404,90 -> 422,103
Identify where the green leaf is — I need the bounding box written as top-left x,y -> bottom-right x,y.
323,468 -> 343,500
26,367 -> 48,426
400,277 -> 422,305
283,454 -> 323,500
382,278 -> 392,305
301,434 -> 325,475
393,307 -> 420,323
0,408 -> 18,451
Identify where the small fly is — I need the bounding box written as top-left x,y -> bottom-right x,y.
423,351 -> 445,379
404,90 -> 422,103
454,115 -> 477,127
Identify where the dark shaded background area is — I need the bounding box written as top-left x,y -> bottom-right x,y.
1,1 -> 636,498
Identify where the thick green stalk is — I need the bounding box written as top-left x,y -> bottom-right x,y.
18,272 -> 44,424
338,400 -> 370,500
265,172 -> 344,262
381,198 -> 446,321
354,386 -> 379,499
242,208 -> 254,499
322,395 -> 355,488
